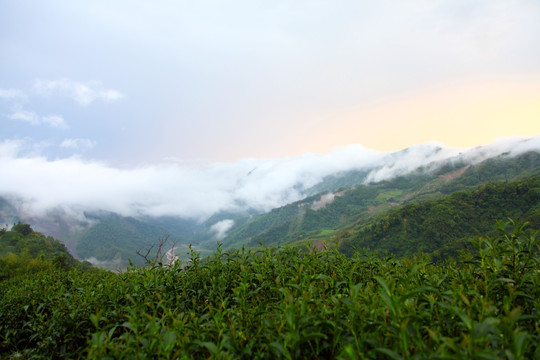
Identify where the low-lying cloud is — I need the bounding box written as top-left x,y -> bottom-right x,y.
210,220 -> 235,240
1,136 -> 539,222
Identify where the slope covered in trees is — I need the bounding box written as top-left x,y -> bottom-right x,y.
73,212 -> 176,267
0,222 -> 93,280
222,151 -> 540,249
339,175 -> 540,260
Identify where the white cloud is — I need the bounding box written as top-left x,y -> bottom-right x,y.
0,138 -> 52,159
0,139 -> 24,158
0,136 -> 539,221
210,219 -> 234,240
42,115 -> 67,129
1,88 -> 66,128
0,88 -> 27,102
8,110 -> 40,125
8,111 -> 67,128
0,140 -> 383,219
60,138 -> 96,150
33,79 -> 124,106
83,256 -> 124,269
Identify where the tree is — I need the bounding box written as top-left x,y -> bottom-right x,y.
12,222 -> 33,236
136,234 -> 177,266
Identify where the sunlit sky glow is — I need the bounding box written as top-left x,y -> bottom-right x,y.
1,0 -> 540,165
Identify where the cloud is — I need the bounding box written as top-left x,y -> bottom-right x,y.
0,138 -> 52,159
33,79 -> 124,106
1,88 -> 66,128
364,141 -> 461,183
0,139 -> 24,158
8,111 -> 67,128
210,219 -> 235,240
42,115 -> 67,129
0,136 -> 539,221
8,110 -> 40,125
82,256 -> 124,269
60,138 -> 96,150
0,141 -> 382,219
0,88 -> 27,102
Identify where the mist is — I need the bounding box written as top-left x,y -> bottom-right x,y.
1,136 -> 539,223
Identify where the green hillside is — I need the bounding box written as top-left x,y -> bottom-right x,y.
0,222 -> 92,280
439,151 -> 540,194
339,175 -> 540,260
222,151 -> 540,250
74,212 -> 179,267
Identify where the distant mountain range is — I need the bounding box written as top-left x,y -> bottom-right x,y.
1,137 -> 539,268
220,151 -> 540,250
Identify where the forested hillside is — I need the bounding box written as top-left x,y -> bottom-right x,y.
222,151 -> 540,249
339,175 -> 540,260
0,222 -> 93,280
73,212 -> 179,267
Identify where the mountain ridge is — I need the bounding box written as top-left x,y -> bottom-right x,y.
220,151 -> 540,250
1,138 -> 539,267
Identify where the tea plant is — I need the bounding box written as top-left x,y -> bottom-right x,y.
1,221 -> 538,359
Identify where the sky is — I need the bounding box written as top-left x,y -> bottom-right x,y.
1,1 -> 540,221
1,0 -> 539,165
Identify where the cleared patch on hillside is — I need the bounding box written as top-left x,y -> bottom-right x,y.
310,190 -> 347,210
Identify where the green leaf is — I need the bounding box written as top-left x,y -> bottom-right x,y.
194,340 -> 217,354
374,276 -> 392,297
375,347 -> 402,360
270,341 -> 290,358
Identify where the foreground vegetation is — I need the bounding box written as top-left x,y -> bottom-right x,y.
1,220 -> 538,359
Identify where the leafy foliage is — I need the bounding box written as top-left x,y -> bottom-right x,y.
12,222 -> 34,236
1,221 -> 538,359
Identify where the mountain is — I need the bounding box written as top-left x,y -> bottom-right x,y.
339,174 -> 540,260
1,138 -> 539,267
220,151 -> 540,250
73,211 -> 179,267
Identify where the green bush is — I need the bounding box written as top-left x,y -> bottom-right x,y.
1,221 -> 538,359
